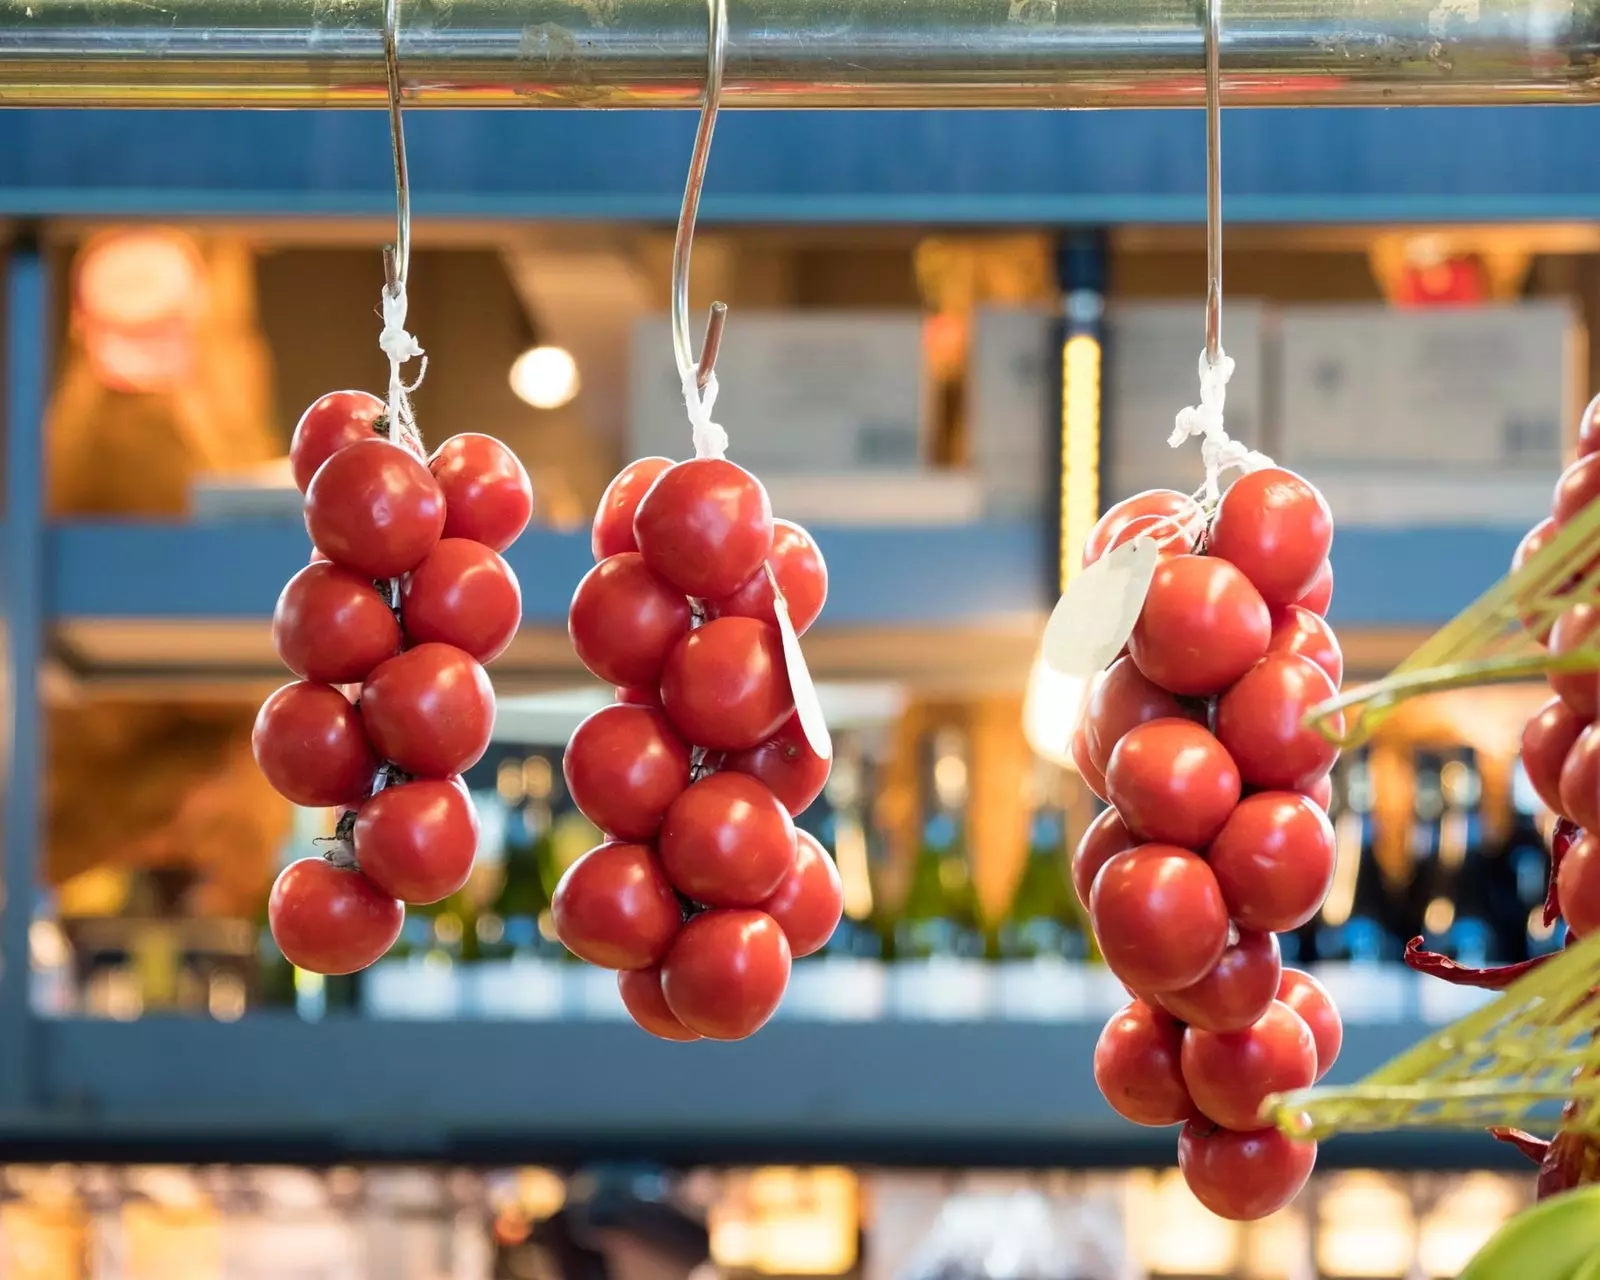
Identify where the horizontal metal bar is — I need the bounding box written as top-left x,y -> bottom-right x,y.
0,0 -> 1596,109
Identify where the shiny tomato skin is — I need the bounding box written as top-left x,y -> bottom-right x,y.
1580,392 -> 1600,458
1302,773 -> 1334,810
352,777 -> 479,905
253,681 -> 377,808
1206,792 -> 1337,933
1513,517 -> 1560,643
305,438 -> 446,579
1554,452 -> 1600,527
563,704 -> 691,841
661,909 -> 792,1041
1294,560 -> 1334,616
1158,930 -> 1282,1033
1560,723 -> 1600,833
401,538 -> 522,664
1180,999 -> 1318,1131
660,617 -> 794,752
273,562 -> 401,684
1090,844 -> 1229,993
1206,468 -> 1334,608
360,643 -> 495,778
1276,968 -> 1343,1080
1129,555 -> 1271,696
1558,831 -> 1600,938
1105,718 -> 1241,849
1083,489 -> 1203,567
592,457 -> 673,561
710,518 -> 828,636
759,830 -> 844,958
616,685 -> 662,708
722,712 -> 831,817
1549,604 -> 1600,719
1071,720 -> 1108,800
428,433 -> 534,553
1071,806 -> 1134,908
1094,1000 -> 1195,1127
1267,605 -> 1343,685
1084,655 -> 1204,775
552,842 -> 683,970
618,965 -> 701,1041
1523,696 -> 1587,819
658,772 -> 797,908
290,390 -> 385,493
1178,1121 -> 1317,1222
1215,653 -> 1342,792
633,457 -> 775,599
268,858 -> 403,975
568,552 -> 693,689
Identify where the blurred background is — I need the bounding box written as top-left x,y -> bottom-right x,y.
3,105 -> 1599,1277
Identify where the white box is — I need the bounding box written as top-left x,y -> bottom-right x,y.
629,311 -> 927,472
1278,302 -> 1575,524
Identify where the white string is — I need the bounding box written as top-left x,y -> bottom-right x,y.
1169,347 -> 1272,503
681,366 -> 729,461
379,282 -> 427,451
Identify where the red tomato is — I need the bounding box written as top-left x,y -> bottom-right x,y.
352,777 -> 478,905
1267,605 -> 1343,685
272,562 -> 401,684
1071,806 -> 1134,908
268,858 -> 402,975
552,842 -> 683,970
1105,719 -> 1241,849
1558,831 -> 1600,938
616,686 -> 662,707
1129,555 -> 1271,696
1207,468 -> 1334,608
401,538 -> 522,664
1276,968 -> 1343,1080
428,433 -> 534,553
1216,653 -> 1342,792
1158,930 -> 1282,1034
289,389 -> 384,493
568,552 -> 693,688
1293,560 -> 1334,617
1093,1000 -> 1194,1127
661,909 -> 792,1040
360,643 -> 494,778
1580,392 -> 1600,458
1178,1121 -> 1317,1222
660,617 -> 794,752
253,681 -> 377,808
1071,720 -> 1108,801
562,704 -> 691,840
710,518 -> 828,635
1091,845 -> 1229,993
305,439 -> 446,579
1301,774 -> 1334,810
1512,517 -> 1561,642
759,829 -> 844,958
658,772 -> 796,907
1180,999 -> 1317,1131
592,457 -> 673,561
1560,724 -> 1600,833
723,713 -> 831,816
1549,604 -> 1600,720
1206,792 -> 1337,933
1084,655 -> 1204,774
618,965 -> 701,1042
1523,696 -> 1587,819
1554,452 -> 1600,527
632,457 -> 774,599
1083,489 -> 1203,568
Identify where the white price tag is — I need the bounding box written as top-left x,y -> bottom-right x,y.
773,583 -> 833,761
1040,535 -> 1159,679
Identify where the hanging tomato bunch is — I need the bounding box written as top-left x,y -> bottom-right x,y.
557,454 -> 841,1042
253,389 -> 532,974
1074,469 -> 1343,1221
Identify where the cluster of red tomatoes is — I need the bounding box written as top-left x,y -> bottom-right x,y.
1515,396 -> 1600,942
553,455 -> 844,1042
253,390 -> 533,975
1072,468 -> 1346,1221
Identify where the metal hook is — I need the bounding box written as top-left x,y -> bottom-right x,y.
1203,0 -> 1222,366
671,0 -> 729,392
382,0 -> 411,300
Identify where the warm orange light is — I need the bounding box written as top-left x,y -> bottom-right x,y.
75,228 -> 205,394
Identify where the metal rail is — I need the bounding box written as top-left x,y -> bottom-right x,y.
0,0 -> 1596,109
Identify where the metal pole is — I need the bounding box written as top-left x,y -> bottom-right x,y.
0,0 -> 1594,109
